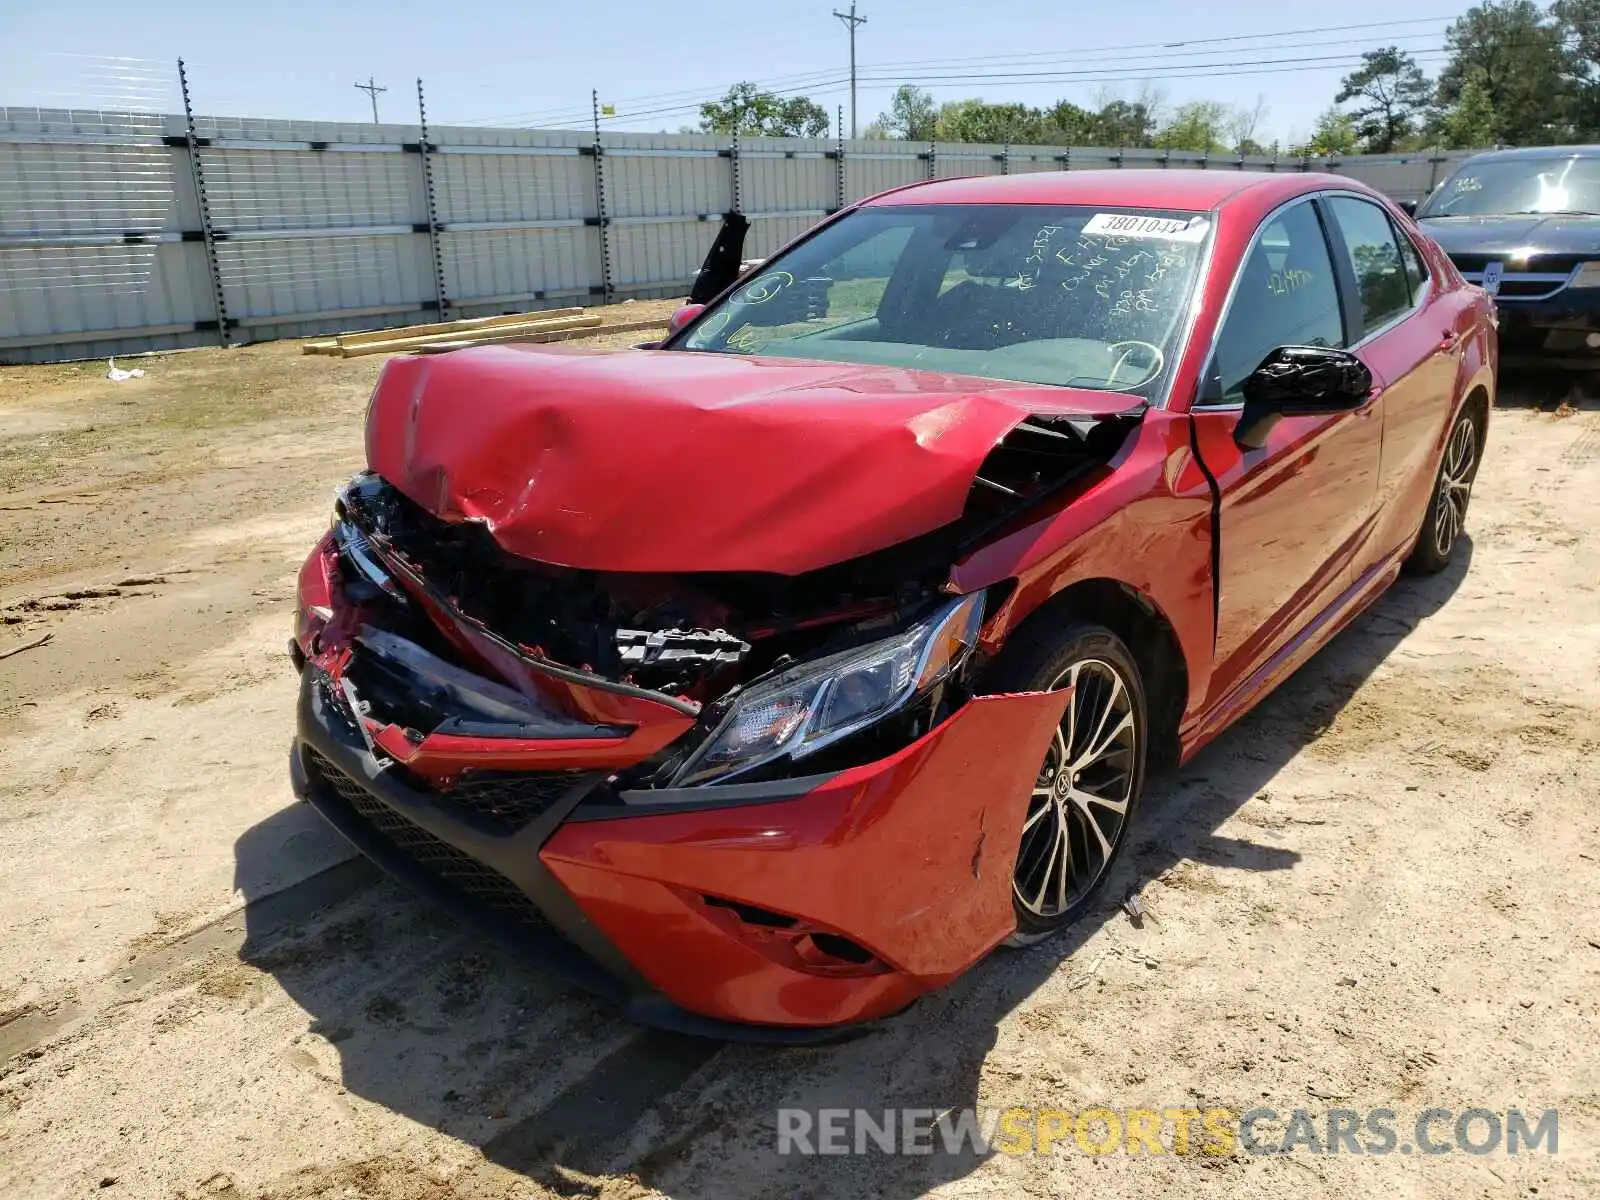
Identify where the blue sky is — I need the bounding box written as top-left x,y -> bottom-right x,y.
3,1 -> 1463,144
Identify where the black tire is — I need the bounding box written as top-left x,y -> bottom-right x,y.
1406,404 -> 1483,575
982,620 -> 1148,946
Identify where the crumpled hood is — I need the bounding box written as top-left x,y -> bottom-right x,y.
364,344 -> 1134,575
1418,213 -> 1600,259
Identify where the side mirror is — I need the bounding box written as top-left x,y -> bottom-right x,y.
666,302 -> 705,336
1397,199 -> 1419,217
1234,346 -> 1373,450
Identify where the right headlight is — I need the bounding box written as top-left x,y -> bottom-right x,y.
672,593 -> 986,786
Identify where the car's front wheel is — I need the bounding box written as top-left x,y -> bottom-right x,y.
985,621 -> 1148,946
1407,405 -> 1481,574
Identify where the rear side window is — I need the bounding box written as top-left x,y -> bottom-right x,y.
1393,223 -> 1430,305
1326,197 -> 1415,335
1208,200 -> 1344,404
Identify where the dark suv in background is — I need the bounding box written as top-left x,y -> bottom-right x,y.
1412,145 -> 1600,368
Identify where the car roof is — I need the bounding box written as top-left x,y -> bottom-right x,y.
861,168 -> 1354,212
1456,144 -> 1600,164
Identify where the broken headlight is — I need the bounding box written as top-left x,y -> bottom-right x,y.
673,593 -> 985,786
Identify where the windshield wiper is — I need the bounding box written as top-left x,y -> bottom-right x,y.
1509,209 -> 1600,217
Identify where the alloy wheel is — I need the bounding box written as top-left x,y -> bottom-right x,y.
1434,416 -> 1477,559
1013,659 -> 1137,918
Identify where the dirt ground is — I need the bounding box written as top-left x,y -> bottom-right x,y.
1,308 -> 1597,1199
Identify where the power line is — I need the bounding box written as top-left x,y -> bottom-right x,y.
857,52 -> 1453,93
845,14 -> 1455,74
833,2 -> 868,137
860,30 -> 1448,81
353,76 -> 386,124
590,54 -> 1455,129
861,46 -> 1451,86
467,77 -> 851,130
444,15 -> 1458,131
596,50 -> 1450,127
454,69 -> 850,127
453,64 -> 851,125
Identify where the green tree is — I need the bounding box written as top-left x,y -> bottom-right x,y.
1295,108 -> 1360,156
1439,77 -> 1500,148
876,85 -> 937,140
773,97 -> 832,138
1088,98 -> 1159,147
699,84 -> 831,137
1436,1 -> 1574,145
1039,99 -> 1097,145
935,99 -> 1045,142
1552,0 -> 1600,136
1336,47 -> 1433,152
1154,101 -> 1231,152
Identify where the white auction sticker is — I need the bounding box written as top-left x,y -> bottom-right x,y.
1081,213 -> 1210,242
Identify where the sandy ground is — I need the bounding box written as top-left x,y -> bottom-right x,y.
1,314 -> 1597,1199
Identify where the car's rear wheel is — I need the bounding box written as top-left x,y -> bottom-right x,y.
985,622 -> 1148,946
1407,405 -> 1481,574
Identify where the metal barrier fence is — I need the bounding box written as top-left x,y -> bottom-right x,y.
0,63 -> 1478,363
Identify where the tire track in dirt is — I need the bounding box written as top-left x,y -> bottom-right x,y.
1562,418 -> 1600,464
0,858 -> 378,1065
0,573 -> 187,634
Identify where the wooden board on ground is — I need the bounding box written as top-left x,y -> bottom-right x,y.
412,315 -> 672,355
336,313 -> 602,358
532,315 -> 670,343
301,307 -> 587,355
335,307 -> 585,348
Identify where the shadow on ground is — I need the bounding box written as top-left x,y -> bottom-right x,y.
1496,364 -> 1600,411
235,540 -> 1472,1199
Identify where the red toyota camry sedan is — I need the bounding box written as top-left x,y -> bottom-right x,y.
290,170 -> 1495,1040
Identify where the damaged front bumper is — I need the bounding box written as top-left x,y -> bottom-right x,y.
1491,290 -> 1600,369
289,637 -> 1069,1038
287,487 -> 1070,1038
291,663 -> 1066,1038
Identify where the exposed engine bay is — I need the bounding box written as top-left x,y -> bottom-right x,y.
312,395 -> 1141,791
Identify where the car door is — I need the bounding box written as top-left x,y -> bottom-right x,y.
1189,196 -> 1382,714
1321,194 -> 1462,572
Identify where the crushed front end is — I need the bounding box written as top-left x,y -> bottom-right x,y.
290,471 -> 1069,1038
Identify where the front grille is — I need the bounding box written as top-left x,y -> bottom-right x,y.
1457,266 -> 1573,301
439,770 -> 589,835
1449,250 -> 1585,302
1448,252 -> 1582,275
307,750 -> 553,931
1499,277 -> 1570,300
1447,252 -> 1496,274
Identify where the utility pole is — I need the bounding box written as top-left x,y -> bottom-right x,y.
832,2 -> 866,138
354,76 -> 387,124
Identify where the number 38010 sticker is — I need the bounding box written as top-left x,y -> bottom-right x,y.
1081,213 -> 1211,242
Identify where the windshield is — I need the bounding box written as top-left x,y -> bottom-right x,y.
674,203 -> 1211,398
1418,156 -> 1600,217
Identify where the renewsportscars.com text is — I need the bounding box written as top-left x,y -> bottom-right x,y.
776,1106 -> 1559,1157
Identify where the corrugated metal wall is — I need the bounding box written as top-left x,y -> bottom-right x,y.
0,106 -> 1477,363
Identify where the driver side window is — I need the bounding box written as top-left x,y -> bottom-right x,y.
1206,201 -> 1345,405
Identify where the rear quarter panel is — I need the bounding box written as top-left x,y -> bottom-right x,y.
1401,236 -> 1497,546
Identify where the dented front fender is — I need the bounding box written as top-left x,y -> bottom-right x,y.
540,687 -> 1070,1027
